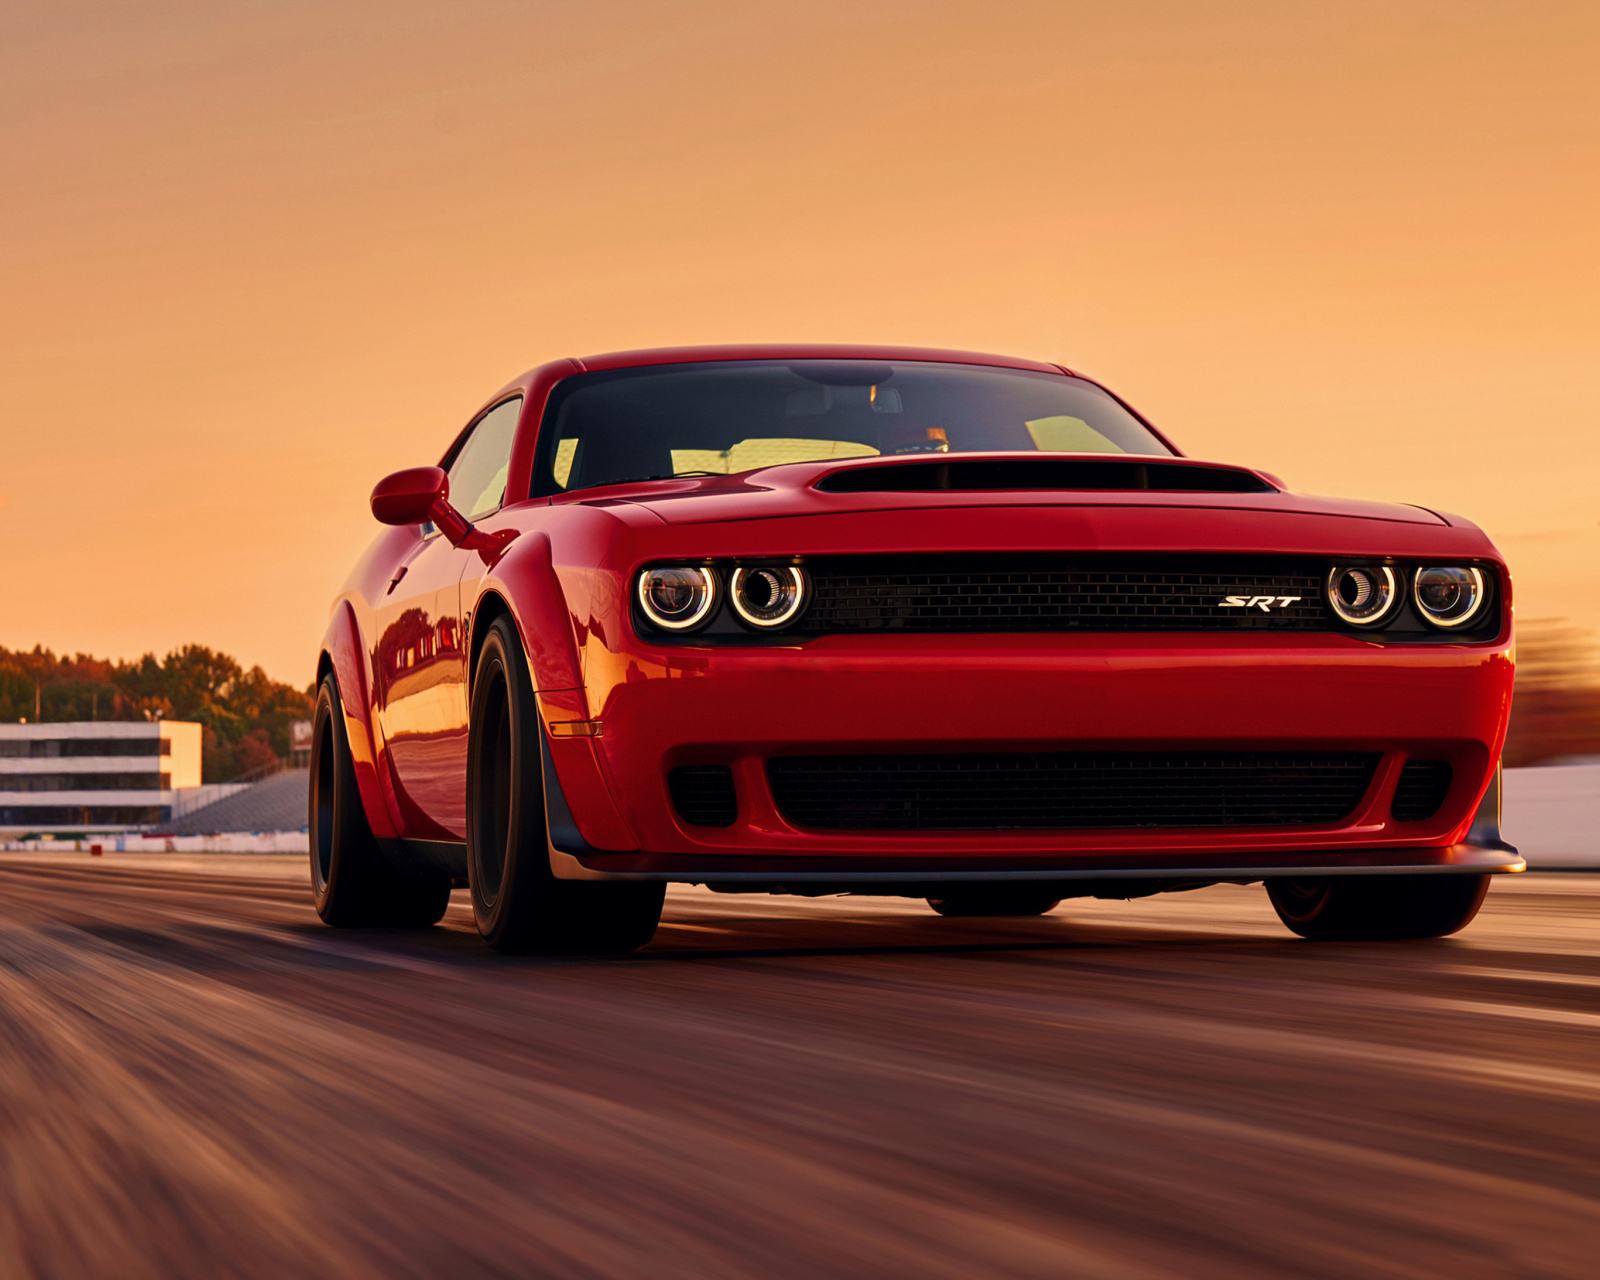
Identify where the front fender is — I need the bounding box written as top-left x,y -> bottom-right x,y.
474,531 -> 639,851
477,530 -> 584,693
319,599 -> 402,841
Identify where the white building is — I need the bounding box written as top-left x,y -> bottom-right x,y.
0,721 -> 201,835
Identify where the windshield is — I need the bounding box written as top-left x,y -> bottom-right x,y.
532,360 -> 1172,496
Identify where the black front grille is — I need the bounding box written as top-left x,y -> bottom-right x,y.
794,555 -> 1326,634
768,751 -> 1380,830
1391,760 -> 1453,821
669,765 -> 738,827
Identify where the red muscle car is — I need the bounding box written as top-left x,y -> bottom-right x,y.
310,345 -> 1519,952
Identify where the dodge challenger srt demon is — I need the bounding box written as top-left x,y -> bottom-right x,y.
310,344 -> 1519,953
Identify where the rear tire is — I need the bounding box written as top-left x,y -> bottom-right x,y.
1266,874 -> 1490,941
466,617 -> 664,955
927,889 -> 1062,918
309,674 -> 452,927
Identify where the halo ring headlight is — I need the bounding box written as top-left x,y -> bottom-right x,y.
637,566 -> 718,631
1413,566 -> 1487,629
1326,565 -> 1398,627
729,566 -> 807,629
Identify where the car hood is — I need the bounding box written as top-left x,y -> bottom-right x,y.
557,454 -> 1452,530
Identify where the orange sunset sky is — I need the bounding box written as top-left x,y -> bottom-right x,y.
2,0 -> 1597,684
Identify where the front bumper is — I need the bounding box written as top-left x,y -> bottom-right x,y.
541,631 -> 1517,881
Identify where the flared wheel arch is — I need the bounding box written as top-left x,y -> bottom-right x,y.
464,611 -> 663,953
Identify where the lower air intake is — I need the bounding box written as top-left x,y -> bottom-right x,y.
768,751 -> 1380,830
1391,760 -> 1453,822
669,765 -> 738,827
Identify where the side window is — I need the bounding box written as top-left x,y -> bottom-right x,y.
446,398 -> 521,520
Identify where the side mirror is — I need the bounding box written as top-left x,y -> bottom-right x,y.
371,466 -> 448,526
370,466 -> 475,545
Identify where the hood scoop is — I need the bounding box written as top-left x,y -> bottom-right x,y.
814,457 -> 1274,494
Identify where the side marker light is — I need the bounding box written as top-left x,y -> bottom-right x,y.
548,721 -> 604,738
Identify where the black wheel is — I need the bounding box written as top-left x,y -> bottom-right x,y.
309,674 -> 452,927
926,888 -> 1062,918
466,616 -> 664,954
1265,874 -> 1490,941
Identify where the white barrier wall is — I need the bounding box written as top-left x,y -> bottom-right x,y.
1504,763 -> 1600,869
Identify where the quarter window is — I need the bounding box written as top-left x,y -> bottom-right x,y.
447,398 -> 522,520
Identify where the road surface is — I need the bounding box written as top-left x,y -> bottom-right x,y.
0,854 -> 1596,1279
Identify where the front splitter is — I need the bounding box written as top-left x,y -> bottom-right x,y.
548,842 -> 1523,884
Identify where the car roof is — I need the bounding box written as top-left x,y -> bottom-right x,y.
567,344 -> 1069,376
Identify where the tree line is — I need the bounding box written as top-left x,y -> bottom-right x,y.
0,644 -> 312,783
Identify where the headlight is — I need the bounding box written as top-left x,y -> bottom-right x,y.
729,566 -> 807,628
1413,566 -> 1487,629
637,566 -> 718,631
1326,565 -> 1398,627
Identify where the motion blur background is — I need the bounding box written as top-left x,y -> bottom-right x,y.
2,0 -> 1597,756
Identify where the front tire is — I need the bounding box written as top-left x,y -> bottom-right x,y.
309,674 -> 451,927
1265,874 -> 1490,941
466,617 -> 664,954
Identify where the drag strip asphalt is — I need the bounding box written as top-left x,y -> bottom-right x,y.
0,855 -> 1595,1279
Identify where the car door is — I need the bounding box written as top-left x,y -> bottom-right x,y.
371,396 -> 522,840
